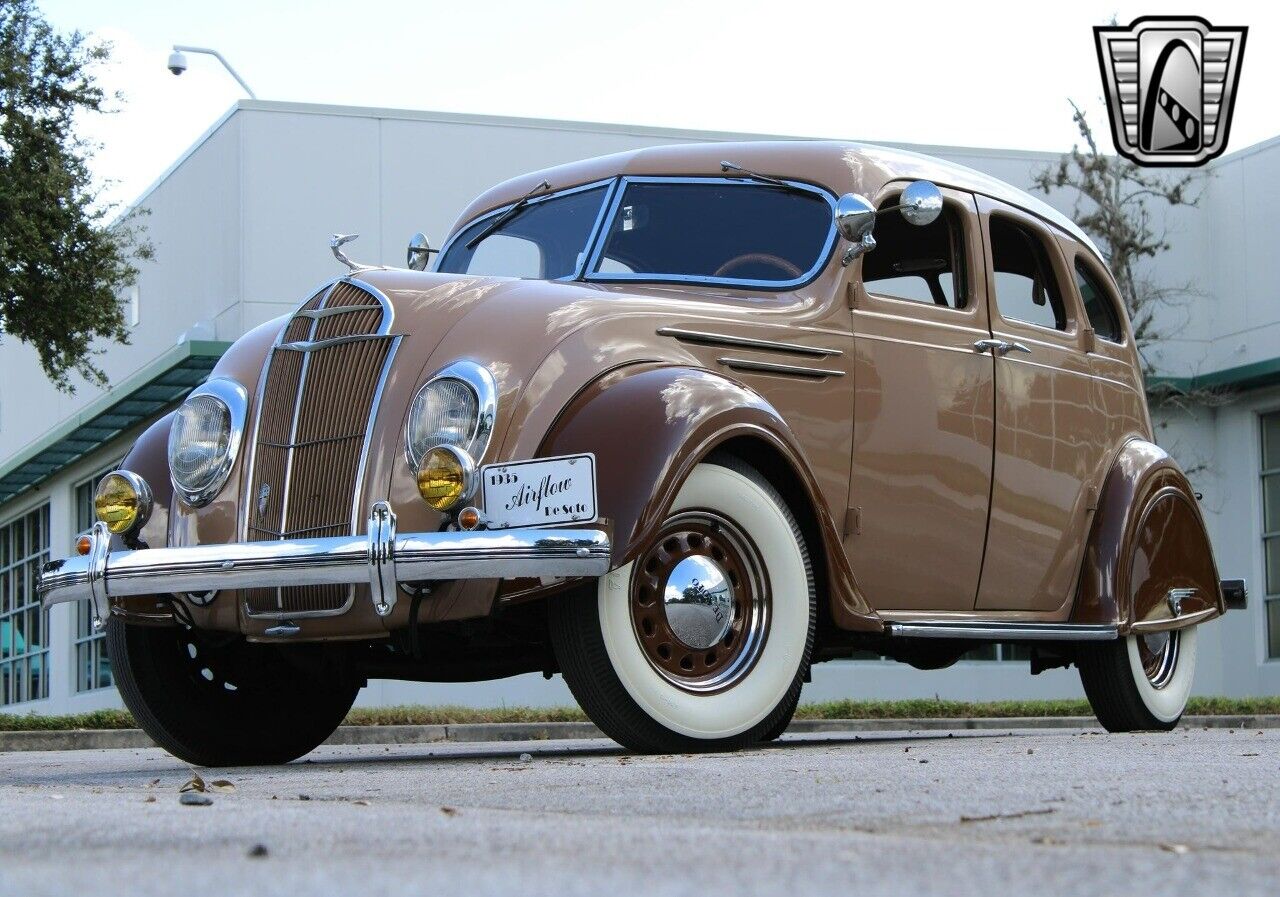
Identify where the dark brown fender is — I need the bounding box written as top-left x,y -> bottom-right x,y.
109,411 -> 178,623
119,411 -> 175,551
1070,438 -> 1223,633
539,364 -> 882,633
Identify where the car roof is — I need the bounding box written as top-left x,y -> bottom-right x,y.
452,141 -> 1105,261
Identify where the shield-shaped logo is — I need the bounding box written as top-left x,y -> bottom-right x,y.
1095,16 -> 1247,167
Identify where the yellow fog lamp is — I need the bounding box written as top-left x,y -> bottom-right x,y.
93,470 -> 154,536
415,445 -> 476,512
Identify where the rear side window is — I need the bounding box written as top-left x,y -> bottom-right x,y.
862,199 -> 967,309
1074,259 -> 1124,343
988,217 -> 1068,331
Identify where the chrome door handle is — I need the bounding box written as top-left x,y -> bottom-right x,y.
973,339 -> 1031,356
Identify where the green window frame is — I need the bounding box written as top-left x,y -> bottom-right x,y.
1261,412 -> 1280,660
1,504 -> 51,705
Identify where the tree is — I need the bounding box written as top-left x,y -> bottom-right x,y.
1031,101 -> 1201,386
0,0 -> 150,393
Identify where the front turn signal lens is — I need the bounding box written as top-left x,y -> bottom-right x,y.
415,446 -> 475,511
94,471 -> 153,536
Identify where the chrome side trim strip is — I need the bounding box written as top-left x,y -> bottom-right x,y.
885,621 -> 1119,641
718,357 -> 846,379
657,327 -> 844,358
1129,607 -> 1217,634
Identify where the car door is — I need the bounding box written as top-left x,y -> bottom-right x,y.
973,197 -> 1102,613
846,186 -> 995,611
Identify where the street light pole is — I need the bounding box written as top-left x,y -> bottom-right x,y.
167,45 -> 257,98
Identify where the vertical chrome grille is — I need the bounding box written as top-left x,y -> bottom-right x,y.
244,280 -> 399,617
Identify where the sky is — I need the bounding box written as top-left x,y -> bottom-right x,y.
39,0 -> 1280,211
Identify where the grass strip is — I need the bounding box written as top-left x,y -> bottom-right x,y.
3,696 -> 1279,731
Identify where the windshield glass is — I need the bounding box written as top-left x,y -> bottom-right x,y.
437,185 -> 608,279
590,181 -> 833,285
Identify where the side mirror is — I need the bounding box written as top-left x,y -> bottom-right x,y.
835,180 -> 944,265
898,180 -> 943,226
406,232 -> 435,271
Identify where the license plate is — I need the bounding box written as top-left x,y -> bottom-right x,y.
480,454 -> 598,530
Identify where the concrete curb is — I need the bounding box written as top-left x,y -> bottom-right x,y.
2,714 -> 1277,753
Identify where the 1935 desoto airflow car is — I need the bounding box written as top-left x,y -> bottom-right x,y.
40,142 -> 1246,766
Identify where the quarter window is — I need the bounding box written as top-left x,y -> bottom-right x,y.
1261,412 -> 1280,659
863,198 -> 967,308
1074,259 -> 1124,342
1,504 -> 51,705
989,217 -> 1068,331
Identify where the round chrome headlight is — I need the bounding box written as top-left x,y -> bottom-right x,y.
406,361 -> 496,470
168,378 -> 248,507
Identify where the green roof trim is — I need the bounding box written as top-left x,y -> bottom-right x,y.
1149,356 -> 1280,395
0,340 -> 230,504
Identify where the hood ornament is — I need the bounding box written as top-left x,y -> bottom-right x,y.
329,233 -> 379,272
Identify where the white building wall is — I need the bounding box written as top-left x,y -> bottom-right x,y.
3,100 -> 1278,715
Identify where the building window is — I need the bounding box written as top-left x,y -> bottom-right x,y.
1262,413 -> 1280,660
73,468 -> 118,691
1,505 -> 51,705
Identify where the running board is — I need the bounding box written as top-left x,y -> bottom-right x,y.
885,621 -> 1119,641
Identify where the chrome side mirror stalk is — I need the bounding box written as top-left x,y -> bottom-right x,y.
836,180 -> 944,265
406,232 -> 437,271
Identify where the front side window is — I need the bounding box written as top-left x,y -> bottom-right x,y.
438,185 -> 609,280
590,180 -> 833,285
1,504 -> 50,705
1261,412 -> 1280,660
863,199 -> 967,309
989,216 -> 1069,332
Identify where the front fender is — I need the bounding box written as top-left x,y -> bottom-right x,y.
539,364 -> 881,632
1070,438 -> 1223,633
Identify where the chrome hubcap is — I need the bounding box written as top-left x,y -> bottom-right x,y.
663,555 -> 735,650
630,511 -> 770,693
1138,629 -> 1180,689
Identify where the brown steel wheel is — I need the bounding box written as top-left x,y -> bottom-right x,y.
550,456 -> 815,754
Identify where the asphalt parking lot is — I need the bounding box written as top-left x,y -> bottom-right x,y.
1,726 -> 1277,896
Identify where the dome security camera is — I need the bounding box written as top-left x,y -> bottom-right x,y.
167,50 -> 188,76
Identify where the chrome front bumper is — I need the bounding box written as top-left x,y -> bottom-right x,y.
38,501 -> 611,624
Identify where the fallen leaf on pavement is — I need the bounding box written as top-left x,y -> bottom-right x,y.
208,780 -> 236,793
440,806 -> 458,816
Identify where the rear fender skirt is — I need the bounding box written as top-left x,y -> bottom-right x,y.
1070,438 -> 1224,633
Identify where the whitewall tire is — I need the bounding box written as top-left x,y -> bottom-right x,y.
550,456 -> 816,753
1079,624 -> 1198,732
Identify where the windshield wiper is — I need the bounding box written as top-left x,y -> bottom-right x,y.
719,161 -> 807,194
465,180 -> 551,250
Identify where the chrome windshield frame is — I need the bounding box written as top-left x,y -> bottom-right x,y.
434,178 -> 620,281
436,174 -> 839,291
581,175 -> 839,291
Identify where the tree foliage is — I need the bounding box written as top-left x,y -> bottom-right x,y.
0,0 -> 150,393
1032,101 -> 1200,378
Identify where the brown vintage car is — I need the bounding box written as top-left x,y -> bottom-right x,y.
40,141 -> 1246,765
